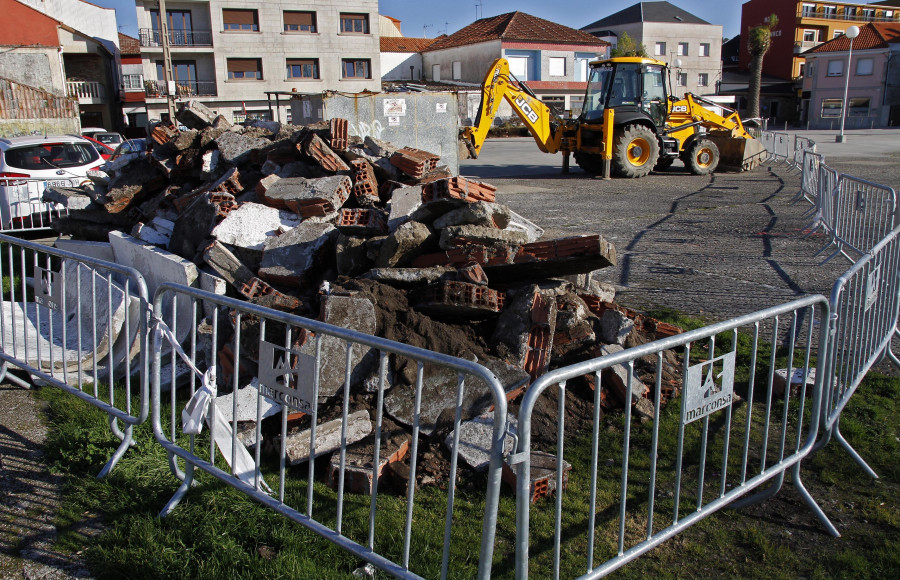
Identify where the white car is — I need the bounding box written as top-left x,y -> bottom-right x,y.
0,135 -> 105,229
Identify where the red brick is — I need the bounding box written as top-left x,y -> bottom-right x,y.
301,133 -> 350,172
329,118 -> 349,151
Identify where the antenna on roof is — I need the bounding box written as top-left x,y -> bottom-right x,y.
475,0 -> 483,20
423,24 -> 434,37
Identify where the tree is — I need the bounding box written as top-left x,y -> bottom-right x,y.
747,14 -> 779,119
611,32 -> 647,58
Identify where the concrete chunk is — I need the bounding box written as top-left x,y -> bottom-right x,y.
177,100 -> 218,129
215,130 -> 270,165
600,344 -> 650,405
432,201 -> 511,230
386,185 -> 424,232
216,378 -> 282,424
506,210 -> 544,243
42,186 -> 94,210
376,221 -> 434,268
445,411 -> 517,471
258,222 -> 337,287
257,175 -> 351,218
600,309 -> 634,346
438,224 -> 529,250
335,234 -> 374,278
211,202 -> 302,251
491,285 -> 556,379
282,410 -> 372,465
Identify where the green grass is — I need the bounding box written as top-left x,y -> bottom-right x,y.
36,318 -> 900,579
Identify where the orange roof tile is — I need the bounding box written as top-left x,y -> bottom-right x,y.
380,36 -> 437,52
806,22 -> 900,53
425,11 -> 606,52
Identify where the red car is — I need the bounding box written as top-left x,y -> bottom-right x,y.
78,135 -> 116,160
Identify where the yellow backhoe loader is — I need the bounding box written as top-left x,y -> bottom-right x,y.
461,57 -> 766,178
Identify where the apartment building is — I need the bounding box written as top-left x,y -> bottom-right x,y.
740,0 -> 900,80
134,0 -> 381,125
581,2 -> 723,98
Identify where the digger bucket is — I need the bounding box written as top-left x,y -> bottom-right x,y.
708,132 -> 767,172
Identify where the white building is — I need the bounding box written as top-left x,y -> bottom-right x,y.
134,0 -> 382,124
582,1 -> 723,98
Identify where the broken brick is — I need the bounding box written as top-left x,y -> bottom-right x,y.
329,118 -> 349,151
389,147 -> 440,179
409,280 -> 504,318
423,177 -> 497,203
351,159 -> 380,206
302,132 -> 350,172
336,208 -> 388,236
502,450 -> 572,503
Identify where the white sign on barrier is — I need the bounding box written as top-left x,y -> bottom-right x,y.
33,266 -> 62,311
683,351 -> 735,424
257,340 -> 316,412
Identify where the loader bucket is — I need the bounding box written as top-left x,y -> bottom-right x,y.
707,132 -> 767,172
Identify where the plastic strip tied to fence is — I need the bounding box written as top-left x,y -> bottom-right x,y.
817,224 -> 900,479
825,174 -> 897,264
0,233 -> 150,477
0,177 -> 70,234
511,295 -> 835,579
149,283 -> 509,580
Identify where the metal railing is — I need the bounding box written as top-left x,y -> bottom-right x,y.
0,177 -> 72,233
797,7 -> 900,23
512,296 -> 834,578
150,283 -> 508,579
66,80 -> 104,100
0,234 -> 149,477
139,28 -> 213,47
144,80 -> 218,98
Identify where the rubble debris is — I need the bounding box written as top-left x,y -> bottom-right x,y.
409,280 -> 504,318
445,410 -> 517,471
432,200 -> 511,230
215,130 -> 269,165
598,344 -> 650,405
389,147 -> 439,179
336,208 -> 388,236
177,100 -> 220,130
328,424 -> 409,495
211,202 -> 302,251
258,222 -> 337,287
376,221 -> 435,268
492,285 -> 556,380
282,410 -> 373,465
502,450 -> 572,503
302,133 -> 350,172
439,224 -> 529,250
773,367 -> 816,397
423,177 -> 497,204
216,378 -> 282,425
43,186 -> 94,210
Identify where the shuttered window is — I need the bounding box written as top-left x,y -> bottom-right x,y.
287,59 -> 319,79
227,58 -> 262,80
340,13 -> 369,34
284,11 -> 316,32
223,9 -> 258,31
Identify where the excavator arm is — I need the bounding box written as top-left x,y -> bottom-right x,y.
462,58 -> 565,158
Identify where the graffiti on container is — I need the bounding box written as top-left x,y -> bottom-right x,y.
349,120 -> 384,140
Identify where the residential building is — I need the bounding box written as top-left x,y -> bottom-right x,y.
802,23 -> 900,127
120,33 -> 148,137
134,0 -> 381,125
740,0 -> 900,81
422,11 -> 608,117
581,2 -> 723,98
0,0 -> 118,131
380,15 -> 402,37
381,37 -> 437,81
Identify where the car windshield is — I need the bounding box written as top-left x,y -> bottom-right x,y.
582,64 -> 613,122
95,133 -> 122,145
4,142 -> 100,170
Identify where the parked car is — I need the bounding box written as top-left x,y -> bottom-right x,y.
78,135 -> 116,160
0,135 -> 105,229
110,138 -> 149,161
81,127 -> 124,147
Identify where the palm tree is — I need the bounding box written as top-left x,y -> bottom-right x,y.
747,14 -> 779,119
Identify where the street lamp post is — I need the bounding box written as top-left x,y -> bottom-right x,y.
836,25 -> 860,143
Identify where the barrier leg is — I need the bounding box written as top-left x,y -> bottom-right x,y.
97,423 -> 134,479
832,416 -> 879,479
791,462 -> 840,537
729,471 -> 786,509
160,462 -> 195,517
0,361 -> 32,389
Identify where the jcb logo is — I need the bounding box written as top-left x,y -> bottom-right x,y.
514,96 -> 540,124
672,105 -> 688,113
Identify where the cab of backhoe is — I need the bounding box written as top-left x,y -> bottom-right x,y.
581,57 -> 669,129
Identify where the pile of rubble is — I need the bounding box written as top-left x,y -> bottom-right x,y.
46,100 -> 683,498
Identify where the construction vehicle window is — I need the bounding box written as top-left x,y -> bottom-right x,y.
608,63 -> 640,107
583,65 -> 613,121
642,66 -> 666,102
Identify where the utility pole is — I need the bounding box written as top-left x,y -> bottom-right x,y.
158,0 -> 177,122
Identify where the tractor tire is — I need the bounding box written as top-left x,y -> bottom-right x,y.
685,138 -> 720,175
654,156 -> 675,171
573,151 -> 604,175
612,124 -> 659,178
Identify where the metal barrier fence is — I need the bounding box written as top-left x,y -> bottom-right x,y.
819,225 -> 900,478
808,163 -> 840,256
0,177 -> 72,233
149,283 -> 508,579
793,136 -> 816,169
758,131 -> 776,161
512,295 -> 834,579
773,132 -> 792,162
796,149 -> 823,205
824,174 -> 897,264
0,233 -> 149,476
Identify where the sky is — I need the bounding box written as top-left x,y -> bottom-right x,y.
86,0 -> 745,41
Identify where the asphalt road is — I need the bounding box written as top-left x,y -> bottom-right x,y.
461,129 -> 900,321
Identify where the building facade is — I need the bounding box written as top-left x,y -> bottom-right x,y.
802,23 -> 900,128
422,12 -> 608,117
581,2 -> 723,99
134,0 -> 382,125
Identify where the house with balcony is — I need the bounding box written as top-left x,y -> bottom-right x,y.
134,0 -> 381,125
421,11 -> 608,118
740,0 -> 900,81
581,2 -> 724,99
802,22 -> 900,128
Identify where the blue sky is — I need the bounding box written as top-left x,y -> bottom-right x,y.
91,0 -> 745,41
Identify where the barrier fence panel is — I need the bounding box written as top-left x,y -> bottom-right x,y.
150,283 -> 508,580
826,174 -> 897,264
758,131 -> 775,161
773,132 -> 791,162
512,295 -> 834,579
0,177 -> 71,234
796,149 -> 822,205
793,136 -> 816,170
0,233 -> 149,477
809,164 -> 840,257
818,225 -> 900,477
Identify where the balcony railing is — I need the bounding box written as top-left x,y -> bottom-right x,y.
66,80 -> 105,100
794,40 -> 821,54
139,28 -> 213,48
797,6 -> 900,23
144,80 -> 217,98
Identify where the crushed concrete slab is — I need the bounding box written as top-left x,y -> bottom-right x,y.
438,224 -> 530,250
215,130 -> 270,165
600,344 -> 650,405
177,100 -> 219,130
282,410 -> 372,465
43,186 -> 94,210
258,175 -> 351,218
600,309 -> 634,346
211,202 -> 302,251
432,201 -> 511,230
53,239 -> 115,263
445,410 -> 517,471
376,221 -> 434,268
258,222 -> 337,287
335,234 -> 373,278
773,367 -> 816,397
215,378 -> 282,424
202,240 -> 256,291
506,210 -> 544,243
386,185 -> 424,232
361,266 -> 454,288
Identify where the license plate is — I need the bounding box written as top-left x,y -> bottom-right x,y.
40,179 -> 73,193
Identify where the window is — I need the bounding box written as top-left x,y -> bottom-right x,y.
833,30 -> 844,39
121,74 -> 143,90
849,97 -> 870,117
541,96 -> 565,116
283,11 -> 316,33
677,42 -> 688,56
676,72 -> 687,86
340,13 -> 369,34
342,58 -> 371,79
233,109 -> 272,124
799,63 -> 806,77
508,56 -> 529,80
822,5 -> 836,18
227,58 -> 262,80
549,57 -> 566,76
803,30 -> 818,42
286,58 -> 319,79
223,9 -> 258,31
821,98 -> 842,117
802,3 -> 816,17
699,43 -> 710,57
654,42 -> 666,56
856,58 -> 874,76
771,30 -> 781,37
698,73 -> 709,87
826,60 -> 843,76
886,11 -> 895,19
452,61 -> 462,80
862,9 -> 875,21
844,6 -> 857,18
